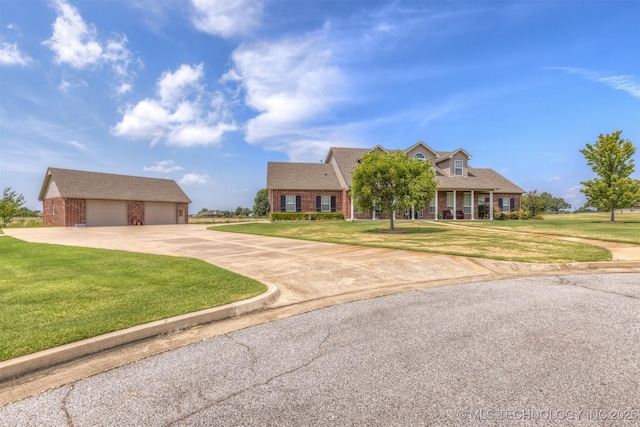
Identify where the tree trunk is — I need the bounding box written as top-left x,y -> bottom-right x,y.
389,213 -> 395,231
610,208 -> 615,222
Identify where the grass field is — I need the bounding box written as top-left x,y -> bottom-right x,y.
454,212 -> 640,244
211,214 -> 623,263
0,236 -> 266,361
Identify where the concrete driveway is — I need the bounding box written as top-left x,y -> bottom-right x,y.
4,224 -> 639,307
1,273 -> 639,426
1,224 -> 639,413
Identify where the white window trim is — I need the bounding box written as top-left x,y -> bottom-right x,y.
454,160 -> 464,176
463,192 -> 471,214
429,198 -> 436,214
446,192 -> 454,211
321,196 -> 331,212
286,195 -> 296,212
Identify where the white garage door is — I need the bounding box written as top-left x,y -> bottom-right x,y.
86,200 -> 127,226
145,202 -> 176,225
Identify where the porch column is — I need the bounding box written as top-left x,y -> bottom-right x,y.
411,205 -> 415,220
350,196 -> 354,221
434,191 -> 439,220
372,203 -> 376,220
471,190 -> 475,220
453,190 -> 457,220
489,191 -> 494,220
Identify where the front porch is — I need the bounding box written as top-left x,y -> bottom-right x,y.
350,190 -> 521,221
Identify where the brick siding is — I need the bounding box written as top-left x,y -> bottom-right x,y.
128,201 -> 145,225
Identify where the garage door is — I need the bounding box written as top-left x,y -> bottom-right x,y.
145,202 -> 176,225
86,200 -> 127,226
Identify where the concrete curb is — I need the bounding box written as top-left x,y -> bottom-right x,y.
0,283 -> 280,383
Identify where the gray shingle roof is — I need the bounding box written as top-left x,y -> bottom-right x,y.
39,168 -> 191,203
437,167 -> 525,192
267,162 -> 342,190
325,147 -> 369,187
269,144 -> 524,195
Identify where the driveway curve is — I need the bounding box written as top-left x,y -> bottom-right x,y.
2,225 -> 639,409
1,273 -> 639,426
4,225 -> 639,307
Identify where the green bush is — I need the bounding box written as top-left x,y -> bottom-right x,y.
270,212 -> 345,221
494,211 -> 543,220
270,212 -> 307,221
310,212 -> 344,221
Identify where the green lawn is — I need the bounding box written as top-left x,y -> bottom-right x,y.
448,212 -> 640,244
0,236 -> 266,361
211,215 -> 617,263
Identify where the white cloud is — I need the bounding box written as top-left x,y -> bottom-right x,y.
59,77 -> 88,92
223,35 -> 344,160
190,0 -> 263,38
179,173 -> 209,185
547,67 -> 640,99
0,42 -> 32,66
66,140 -> 85,150
43,0 -> 135,91
143,160 -> 184,173
158,64 -> 204,104
116,83 -> 132,95
112,64 -> 238,147
545,176 -> 562,183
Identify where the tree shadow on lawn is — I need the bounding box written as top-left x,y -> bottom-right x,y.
364,227 -> 448,235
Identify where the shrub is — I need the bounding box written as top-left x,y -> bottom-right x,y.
270,212 -> 345,221
270,212 -> 307,221
310,212 -> 344,221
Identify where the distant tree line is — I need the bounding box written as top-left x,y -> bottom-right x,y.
521,190 -> 571,217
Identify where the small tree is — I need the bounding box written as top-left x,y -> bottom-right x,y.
580,131 -> 640,222
253,188 -> 270,217
0,187 -> 26,227
351,150 -> 437,231
522,190 -> 546,217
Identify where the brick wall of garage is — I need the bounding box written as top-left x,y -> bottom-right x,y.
42,198 -> 86,226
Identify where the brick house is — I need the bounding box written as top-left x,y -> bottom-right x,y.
267,142 -> 525,220
39,168 -> 191,226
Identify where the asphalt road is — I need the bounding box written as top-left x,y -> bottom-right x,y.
1,273 -> 638,426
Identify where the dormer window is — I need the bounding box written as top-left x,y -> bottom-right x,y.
454,160 -> 464,176
414,153 -> 426,161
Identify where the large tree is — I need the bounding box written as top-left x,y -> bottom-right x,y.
580,131 -> 640,222
351,150 -> 437,231
0,187 -> 26,227
253,188 -> 270,217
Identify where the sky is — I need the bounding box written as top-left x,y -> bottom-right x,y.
1,0 -> 639,212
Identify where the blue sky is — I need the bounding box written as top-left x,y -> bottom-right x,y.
1,0 -> 639,212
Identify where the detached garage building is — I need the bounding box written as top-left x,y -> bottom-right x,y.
39,168 -> 191,227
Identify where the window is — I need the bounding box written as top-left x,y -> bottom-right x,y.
446,192 -> 454,211
454,160 -> 463,176
414,152 -> 426,161
316,195 -> 336,212
499,198 -> 515,212
429,198 -> 436,214
286,195 -> 296,212
463,192 -> 471,214
321,196 -> 331,212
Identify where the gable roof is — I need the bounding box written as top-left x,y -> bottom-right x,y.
269,142 -> 525,195
267,162 -> 342,190
39,168 -> 191,203
437,167 -> 525,192
405,141 -> 439,157
325,147 -> 369,188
